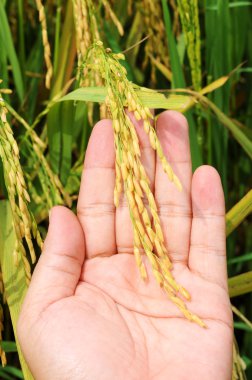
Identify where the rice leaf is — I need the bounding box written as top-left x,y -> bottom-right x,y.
204,97 -> 252,160
0,365 -> 24,379
59,101 -> 74,184
205,0 -> 231,196
47,0 -> 75,176
0,369 -> 15,380
0,2 -> 24,102
161,0 -> 184,88
58,87 -> 191,110
201,75 -> 229,95
229,271 -> 252,297
0,201 -> 34,380
1,341 -> 17,353
226,189 -> 252,236
228,253 -> 252,265
161,0 -> 202,170
234,322 -> 252,333
25,34 -> 44,123
207,2 -> 252,10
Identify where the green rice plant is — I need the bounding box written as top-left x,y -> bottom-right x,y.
0,0 -> 251,378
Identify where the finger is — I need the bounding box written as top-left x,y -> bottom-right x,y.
116,113 -> 155,254
77,119 -> 117,259
19,206 -> 85,317
188,166 -> 227,290
155,111 -> 192,265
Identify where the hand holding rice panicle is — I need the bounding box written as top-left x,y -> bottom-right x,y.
79,42 -> 205,328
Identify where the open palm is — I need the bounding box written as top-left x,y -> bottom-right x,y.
18,111 -> 233,380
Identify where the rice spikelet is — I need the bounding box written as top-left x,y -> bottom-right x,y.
177,0 -> 201,90
35,0 -> 53,89
0,96 -> 42,283
79,42 -> 205,328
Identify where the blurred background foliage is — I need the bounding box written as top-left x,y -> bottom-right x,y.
0,0 -> 251,379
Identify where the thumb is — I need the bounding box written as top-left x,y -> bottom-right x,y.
21,206 -> 85,317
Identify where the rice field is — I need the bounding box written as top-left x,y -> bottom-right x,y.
0,1 -> 251,379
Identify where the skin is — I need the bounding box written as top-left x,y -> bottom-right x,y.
17,111 -> 233,380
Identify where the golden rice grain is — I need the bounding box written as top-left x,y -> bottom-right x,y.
81,42 -> 205,328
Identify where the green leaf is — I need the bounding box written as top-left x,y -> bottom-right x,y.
58,87 -> 191,110
47,0 -> 75,176
205,0 -> 231,196
58,87 -> 107,104
226,189 -> 252,236
207,2 -> 252,10
234,322 -> 252,333
238,67 -> 252,73
0,201 -> 34,380
161,0 -> 202,170
1,341 -> 17,353
229,271 -> 252,297
206,98 -> 252,159
25,34 -> 44,123
59,101 -> 74,184
0,2 -> 24,102
0,369 -> 14,380
161,0 -> 184,88
201,75 -> 229,95
228,252 -> 252,265
1,365 -> 24,379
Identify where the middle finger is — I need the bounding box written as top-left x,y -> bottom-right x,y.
155,111 -> 192,266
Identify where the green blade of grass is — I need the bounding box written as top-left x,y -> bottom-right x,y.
161,0 -> 184,88
0,366 -> 24,379
0,201 -> 34,380
124,11 -> 144,68
0,2 -> 24,102
173,88 -> 252,160
228,253 -> 252,265
234,322 -> 252,333
207,2 -> 252,10
161,0 -> 202,170
53,0 -> 62,73
0,31 -> 9,103
205,97 -> 252,159
25,34 -> 44,123
57,86 -> 191,109
0,369 -> 15,380
47,0 -> 76,177
226,189 -> 252,236
59,101 -> 74,184
1,341 -> 17,353
229,271 -> 252,297
205,0 -> 232,196
17,0 -> 25,76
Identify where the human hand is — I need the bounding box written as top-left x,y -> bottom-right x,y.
17,111 -> 233,380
